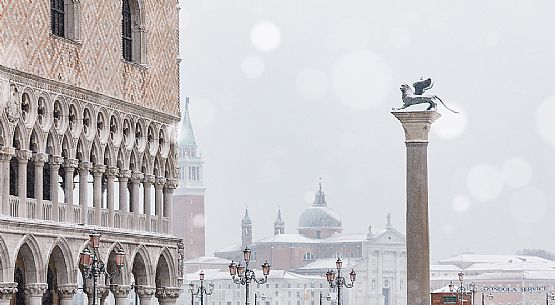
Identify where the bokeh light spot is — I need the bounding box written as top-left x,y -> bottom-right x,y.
251,22 -> 281,52
466,163 -> 504,202
332,49 -> 392,109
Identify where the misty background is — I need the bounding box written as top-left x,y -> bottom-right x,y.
178,0 -> 555,262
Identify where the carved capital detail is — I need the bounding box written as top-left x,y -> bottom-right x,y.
136,286 -> 156,298
165,178 -> 178,189
78,161 -> 92,172
84,285 -> 106,296
155,287 -> 181,299
119,169 -> 132,179
15,149 -> 32,162
64,158 -> 79,169
110,285 -> 131,298
106,166 -> 120,177
155,177 -> 166,186
50,155 -> 65,166
392,111 -> 441,143
57,284 -> 78,297
0,282 -> 17,299
32,153 -> 49,165
131,172 -> 144,182
24,283 -> 48,296
92,164 -> 106,175
143,174 -> 155,184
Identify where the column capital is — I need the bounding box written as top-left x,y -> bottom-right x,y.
92,164 -> 106,175
0,282 -> 17,300
131,172 -> 144,182
110,285 -> 131,298
391,111 -> 441,143
165,178 -> 178,189
84,285 -> 107,296
57,284 -> 78,297
155,177 -> 166,186
15,149 -> 32,161
78,161 -> 92,172
119,169 -> 132,179
0,147 -> 15,161
64,158 -> 79,169
50,155 -> 65,165
143,174 -> 156,184
136,286 -> 156,298
106,166 -> 120,178
155,287 -> 181,300
24,283 -> 48,296
32,152 -> 48,165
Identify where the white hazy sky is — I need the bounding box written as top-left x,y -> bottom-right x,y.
178,0 -> 555,262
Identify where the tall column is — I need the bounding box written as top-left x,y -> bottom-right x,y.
130,172 -> 144,230
32,153 -> 47,220
110,285 -> 131,305
156,287 -> 181,305
118,169 -> 131,229
392,111 -> 440,305
78,161 -> 91,224
64,159 -> 79,223
50,156 -> 64,221
155,177 -> 165,233
0,147 -> 15,216
24,283 -> 48,305
92,164 -> 106,226
136,286 -> 156,305
0,282 -> 17,305
16,150 -> 31,218
163,178 -> 178,234
106,167 -> 119,228
143,174 -> 155,231
57,284 -> 77,305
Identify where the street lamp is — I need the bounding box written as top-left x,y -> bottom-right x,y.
468,282 -> 476,305
189,270 -> 214,305
79,232 -> 125,305
228,247 -> 271,305
458,272 -> 465,305
325,258 -> 356,305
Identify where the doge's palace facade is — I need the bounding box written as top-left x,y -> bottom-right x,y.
0,1 -> 183,305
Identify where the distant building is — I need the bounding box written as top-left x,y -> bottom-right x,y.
214,183 -> 407,305
431,254 -> 555,305
173,98 -> 206,260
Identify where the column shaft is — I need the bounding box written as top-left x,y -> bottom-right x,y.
143,175 -> 155,231
64,159 -> 78,223
16,150 -> 31,218
0,149 -> 14,215
118,170 -> 131,229
106,167 -> 118,228
32,153 -> 47,220
78,162 -> 91,224
50,156 -> 63,222
163,179 -> 177,234
155,177 -> 165,233
92,165 -> 105,226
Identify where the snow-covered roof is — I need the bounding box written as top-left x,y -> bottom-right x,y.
256,234 -> 318,244
431,264 -> 462,271
184,269 -> 324,282
433,285 -> 463,293
466,262 -> 555,272
295,258 -> 363,270
184,256 -> 231,265
470,270 -> 555,281
324,233 -> 368,242
214,243 -> 242,253
439,254 -> 550,265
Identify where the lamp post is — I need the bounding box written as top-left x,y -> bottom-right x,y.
79,232 -> 126,305
189,271 -> 214,305
468,282 -> 476,305
325,258 -> 356,305
458,272 -> 465,305
228,247 -> 271,305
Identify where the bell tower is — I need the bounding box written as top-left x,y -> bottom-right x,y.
274,208 -> 285,235
242,208 -> 253,247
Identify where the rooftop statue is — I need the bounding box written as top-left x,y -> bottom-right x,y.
393,78 -> 458,113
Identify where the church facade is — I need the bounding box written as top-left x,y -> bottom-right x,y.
0,1 -> 183,305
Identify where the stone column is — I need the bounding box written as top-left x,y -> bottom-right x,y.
163,179 -> 178,234
57,284 -> 77,305
0,147 -> 15,216
392,111 -> 440,305
24,283 -> 48,305
143,174 -> 155,231
64,159 -> 79,223
136,286 -> 156,305
84,285 -> 106,305
155,177 -> 165,233
130,172 -> 143,230
118,169 -> 131,229
0,282 -> 17,305
78,161 -> 91,224
92,164 -> 106,226
156,287 -> 181,305
106,167 -> 119,228
110,285 -> 131,305
50,156 -> 64,222
32,153 -> 47,220
16,150 -> 31,218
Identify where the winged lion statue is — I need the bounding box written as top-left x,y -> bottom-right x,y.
392,78 -> 458,113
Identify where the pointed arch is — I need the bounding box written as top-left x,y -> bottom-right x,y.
131,245 -> 152,286
129,150 -> 138,172
116,148 -> 128,170
103,143 -> 116,167
61,133 -> 74,159
12,123 -> 27,150
14,234 -> 44,283
141,154 -> 152,175
28,127 -> 44,153
104,242 -> 130,285
122,0 -> 146,64
45,130 -> 59,156
89,138 -> 102,164
0,234 -> 11,282
76,137 -> 86,161
154,247 -> 176,288
46,237 -> 76,285
153,155 -> 162,177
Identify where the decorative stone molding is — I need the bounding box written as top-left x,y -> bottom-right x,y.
143,174 -> 156,184
24,283 -> 48,296
136,286 -> 156,298
84,285 -> 106,296
119,169 -> 132,179
155,177 -> 166,186
110,285 -> 131,298
106,166 -> 120,177
15,149 -> 32,161
92,164 -> 106,175
0,146 -> 15,157
57,284 -> 78,297
165,179 -> 178,189
131,172 -> 144,182
64,158 -> 79,169
50,155 -> 65,165
0,282 -> 17,300
32,153 -> 48,165
78,161 -> 92,172
155,287 -> 181,299
391,111 -> 441,143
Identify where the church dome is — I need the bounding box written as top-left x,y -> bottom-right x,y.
297,183 -> 342,229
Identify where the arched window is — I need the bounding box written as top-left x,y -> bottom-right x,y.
51,0 -> 80,40
122,0 -> 133,61
51,0 -> 65,37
